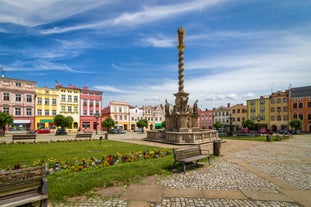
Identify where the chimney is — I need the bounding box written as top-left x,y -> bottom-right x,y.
227,103 -> 230,109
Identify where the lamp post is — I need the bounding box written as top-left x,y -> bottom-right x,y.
94,112 -> 100,135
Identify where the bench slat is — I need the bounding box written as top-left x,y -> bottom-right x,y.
0,166 -> 48,207
173,146 -> 210,173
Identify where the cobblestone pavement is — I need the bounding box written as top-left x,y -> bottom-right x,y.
53,134 -> 310,207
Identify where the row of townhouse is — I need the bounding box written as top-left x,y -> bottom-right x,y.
247,86 -> 311,133
199,103 -> 248,130
101,101 -> 165,131
202,86 -> 311,133
0,77 -> 102,132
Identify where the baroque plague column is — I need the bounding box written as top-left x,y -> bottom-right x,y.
165,27 -> 200,133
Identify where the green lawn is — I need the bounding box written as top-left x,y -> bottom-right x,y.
0,140 -> 174,201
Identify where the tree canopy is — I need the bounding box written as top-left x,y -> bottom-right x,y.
54,114 -> 73,130
213,121 -> 223,130
242,119 -> 255,130
101,117 -> 115,131
0,112 -> 13,135
136,119 -> 148,133
289,118 -> 302,133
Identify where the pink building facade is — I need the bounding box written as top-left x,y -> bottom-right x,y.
0,77 -> 36,131
80,86 -> 103,132
198,108 -> 214,129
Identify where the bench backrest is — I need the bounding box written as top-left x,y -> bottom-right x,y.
12,134 -> 36,139
75,133 -> 92,138
173,146 -> 202,159
0,166 -> 47,200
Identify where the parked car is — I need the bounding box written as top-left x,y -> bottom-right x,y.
110,128 -> 126,134
35,128 -> 50,134
258,128 -> 267,134
56,128 -> 67,135
134,128 -> 143,132
27,130 -> 37,135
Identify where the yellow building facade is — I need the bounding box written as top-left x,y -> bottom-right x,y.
247,95 -> 270,130
56,84 -> 80,132
35,87 -> 59,131
270,91 -> 289,132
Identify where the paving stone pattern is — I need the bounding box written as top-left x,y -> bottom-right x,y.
157,159 -> 280,193
53,134 -> 310,207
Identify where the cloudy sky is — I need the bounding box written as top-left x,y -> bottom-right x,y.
0,0 -> 310,109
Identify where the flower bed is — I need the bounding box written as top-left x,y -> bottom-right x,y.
30,149 -> 171,174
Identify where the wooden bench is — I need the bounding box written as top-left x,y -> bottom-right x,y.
0,166 -> 48,207
75,133 -> 92,141
173,145 -> 210,173
12,134 -> 36,143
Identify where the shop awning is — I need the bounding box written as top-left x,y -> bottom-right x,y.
13,120 -> 30,124
40,119 -> 53,123
155,123 -> 162,127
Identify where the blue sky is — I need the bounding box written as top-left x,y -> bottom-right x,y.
1,0 -> 310,109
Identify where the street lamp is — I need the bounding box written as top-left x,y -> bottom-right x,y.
94,112 -> 100,135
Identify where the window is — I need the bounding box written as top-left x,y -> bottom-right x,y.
26,108 -> 32,116
45,98 -> 49,105
299,103 -> 303,108
52,99 -> 56,105
45,110 -> 49,116
74,96 -> 78,103
16,82 -> 21,87
61,106 -> 65,112
68,106 -> 72,112
277,98 -> 281,103
74,106 -> 78,113
3,107 -> 9,114
52,110 -> 56,116
83,100 -> 87,105
308,102 -> 311,108
283,107 -> 288,112
119,107 -> 122,112
16,94 -> 21,102
260,107 -> 265,112
37,109 -> 42,116
26,95 -> 32,102
308,114 -> 311,121
277,107 -> 281,112
3,92 -> 9,101
270,99 -> 275,104
83,110 -> 87,116
260,100 -> 265,104
124,115 -> 127,120
271,108 -> 275,112
271,116 -> 275,121
37,97 -> 42,104
277,116 -> 281,121
61,95 -> 66,102
68,95 -> 72,102
119,115 -> 122,120
283,98 -> 288,103
15,108 -> 21,116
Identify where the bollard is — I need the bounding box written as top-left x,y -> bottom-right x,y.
266,134 -> 270,142
99,136 -> 103,146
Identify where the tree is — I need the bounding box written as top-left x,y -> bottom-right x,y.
290,119 -> 302,134
54,114 -> 73,131
162,120 -> 166,128
213,121 -> 223,130
101,117 -> 115,132
242,119 -> 255,130
0,112 -> 13,136
136,119 -> 148,133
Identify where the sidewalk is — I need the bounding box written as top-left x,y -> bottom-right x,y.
52,134 -> 310,206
